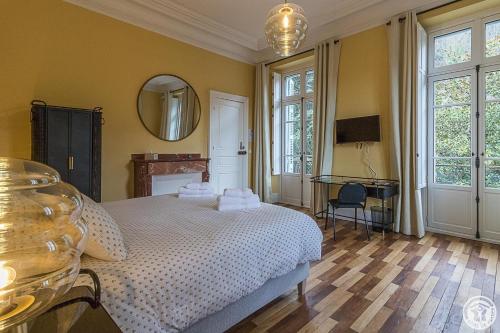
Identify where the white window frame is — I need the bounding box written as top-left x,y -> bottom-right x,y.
482,13 -> 500,65
427,70 -> 477,190
416,22 -> 428,189
280,65 -> 314,177
428,7 -> 500,75
272,72 -> 282,175
428,21 -> 477,74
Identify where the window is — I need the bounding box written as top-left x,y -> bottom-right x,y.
284,74 -> 300,97
272,68 -> 313,176
416,22 -> 427,189
485,19 -> 500,58
305,70 -> 314,94
433,28 -> 472,68
272,72 -> 281,175
281,67 -> 314,176
485,70 -> 500,188
432,75 -> 472,186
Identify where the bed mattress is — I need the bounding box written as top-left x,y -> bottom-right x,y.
79,195 -> 322,332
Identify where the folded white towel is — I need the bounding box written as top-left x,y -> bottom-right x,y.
223,188 -> 253,198
178,193 -> 215,199
179,187 -> 213,195
217,201 -> 261,211
217,194 -> 261,211
185,182 -> 211,190
217,194 -> 260,205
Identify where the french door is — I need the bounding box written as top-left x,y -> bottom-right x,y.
479,65 -> 500,241
428,66 -> 500,241
281,69 -> 314,207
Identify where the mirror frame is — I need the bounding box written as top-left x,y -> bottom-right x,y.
136,74 -> 201,142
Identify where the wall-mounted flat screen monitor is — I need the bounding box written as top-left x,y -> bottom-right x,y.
336,115 -> 380,144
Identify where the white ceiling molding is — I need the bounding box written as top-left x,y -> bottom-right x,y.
66,0 -> 453,64
64,0 -> 259,63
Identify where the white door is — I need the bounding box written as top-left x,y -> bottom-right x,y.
210,91 -> 248,194
281,69 -> 314,207
428,71 -> 477,236
479,65 -> 500,242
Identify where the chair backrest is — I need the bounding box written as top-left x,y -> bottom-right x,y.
338,182 -> 367,204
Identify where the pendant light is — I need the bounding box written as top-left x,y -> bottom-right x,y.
264,0 -> 308,57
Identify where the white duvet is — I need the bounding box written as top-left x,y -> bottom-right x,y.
79,195 -> 322,333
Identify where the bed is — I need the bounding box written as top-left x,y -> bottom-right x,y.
79,195 -> 323,333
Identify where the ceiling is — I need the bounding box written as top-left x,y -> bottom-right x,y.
167,0 -> 385,48
65,0 -> 454,63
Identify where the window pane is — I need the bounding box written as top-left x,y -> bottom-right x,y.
486,71 -> 500,101
305,70 -> 314,93
485,160 -> 500,188
285,74 -> 300,97
305,156 -> 313,175
434,106 -> 471,157
434,76 -> 471,106
435,158 -> 471,186
434,28 -> 472,68
305,100 -> 313,155
285,103 -> 300,121
284,156 -> 301,174
284,122 -> 301,156
486,20 -> 500,58
485,102 -> 500,158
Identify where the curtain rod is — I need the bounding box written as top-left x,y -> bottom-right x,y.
265,40 -> 339,67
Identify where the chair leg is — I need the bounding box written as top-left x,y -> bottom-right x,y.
354,208 -> 357,230
363,209 -> 370,241
325,203 -> 329,230
332,207 -> 336,241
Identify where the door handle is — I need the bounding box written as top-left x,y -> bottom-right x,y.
238,151 -> 247,155
68,156 -> 74,170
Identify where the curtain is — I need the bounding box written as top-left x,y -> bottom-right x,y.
387,12 -> 425,238
312,40 -> 341,214
159,94 -> 168,139
253,63 -> 272,202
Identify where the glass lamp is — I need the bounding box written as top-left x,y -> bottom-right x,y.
265,1 -> 308,56
0,158 -> 88,329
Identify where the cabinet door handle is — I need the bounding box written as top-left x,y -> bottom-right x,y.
69,156 -> 74,170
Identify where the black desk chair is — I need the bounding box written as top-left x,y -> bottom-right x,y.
326,182 -> 370,241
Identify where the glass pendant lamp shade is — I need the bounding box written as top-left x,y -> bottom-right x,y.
0,158 -> 87,329
265,1 -> 308,56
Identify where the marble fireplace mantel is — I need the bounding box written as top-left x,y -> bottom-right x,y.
131,154 -> 209,198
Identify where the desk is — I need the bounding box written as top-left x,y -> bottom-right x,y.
311,175 -> 399,238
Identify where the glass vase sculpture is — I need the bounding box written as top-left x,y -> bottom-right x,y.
0,158 -> 88,329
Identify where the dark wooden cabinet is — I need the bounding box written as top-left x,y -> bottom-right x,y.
31,101 -> 102,202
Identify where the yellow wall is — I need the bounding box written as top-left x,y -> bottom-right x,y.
335,25 -> 390,179
269,26 -> 390,195
0,0 -> 255,201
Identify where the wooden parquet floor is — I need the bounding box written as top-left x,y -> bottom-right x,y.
228,204 -> 500,333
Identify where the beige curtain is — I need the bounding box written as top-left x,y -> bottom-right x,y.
388,12 -> 425,238
312,40 -> 341,214
253,63 -> 272,202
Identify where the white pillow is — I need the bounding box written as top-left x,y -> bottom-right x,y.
80,194 -> 127,261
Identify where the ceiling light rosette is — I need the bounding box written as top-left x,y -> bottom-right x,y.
265,1 -> 308,57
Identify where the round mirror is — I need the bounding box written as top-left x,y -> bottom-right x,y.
137,74 -> 201,141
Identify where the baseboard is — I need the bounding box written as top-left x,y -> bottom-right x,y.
425,226 -> 500,245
